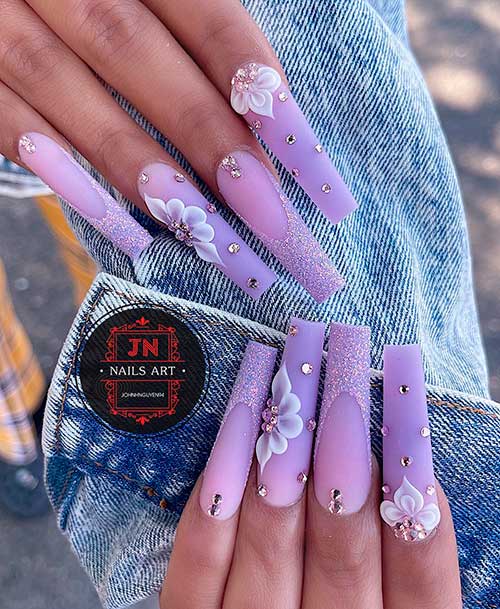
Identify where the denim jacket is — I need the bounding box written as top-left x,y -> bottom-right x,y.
41,1 -> 499,607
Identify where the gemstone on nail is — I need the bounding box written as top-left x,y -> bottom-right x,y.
286,134 -> 297,145
321,183 -> 332,193
426,485 -> 436,496
306,418 -> 316,432
328,489 -> 344,514
278,91 -> 289,102
252,120 -> 262,130
139,172 -> 149,184
301,362 -> 313,375
228,242 -> 240,254
291,168 -> 300,177
220,155 -> 242,179
314,144 -> 323,153
382,484 -> 391,494
420,426 -> 431,438
174,173 -> 185,183
400,456 -> 413,467
247,277 -> 259,289
399,384 -> 410,395
206,203 -> 217,214
381,425 -> 389,436
19,136 -> 36,154
257,484 -> 268,497
297,472 -> 308,484
208,493 -> 223,517
289,325 -> 298,336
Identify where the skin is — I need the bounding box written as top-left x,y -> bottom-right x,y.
0,2 -> 463,606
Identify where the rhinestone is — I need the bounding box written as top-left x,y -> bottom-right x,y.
228,242 -> 240,254
139,172 -> 149,184
291,168 -> 300,177
400,456 -> 413,467
19,135 -> 36,154
279,92 -> 289,102
382,484 -> 391,494
321,183 -> 332,193
301,362 -> 313,375
208,493 -> 223,517
306,418 -> 316,432
426,485 -> 436,496
328,489 -> 344,515
286,134 -> 297,145
420,426 -> 431,437
297,472 -> 308,484
257,484 -> 268,497
230,168 -> 242,179
399,384 -> 410,395
206,203 -> 217,214
212,493 -> 223,504
314,144 -> 323,153
381,425 -> 389,436
252,120 -> 262,130
289,325 -> 298,336
174,173 -> 185,183
247,277 -> 259,289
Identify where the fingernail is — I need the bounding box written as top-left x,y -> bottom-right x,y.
380,345 -> 441,542
138,162 -> 276,299
255,317 -> 325,507
314,323 -> 371,515
18,133 -> 153,260
217,151 -> 344,302
230,63 -> 358,224
200,341 -> 277,520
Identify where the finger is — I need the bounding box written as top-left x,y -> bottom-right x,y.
380,346 -> 462,608
146,0 -> 358,225
161,341 -> 277,609
223,317 -> 325,609
0,82 -> 152,259
27,0 -> 344,302
303,323 -> 383,609
0,2 -> 275,297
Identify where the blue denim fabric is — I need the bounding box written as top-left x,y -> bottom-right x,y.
39,0 -> 499,607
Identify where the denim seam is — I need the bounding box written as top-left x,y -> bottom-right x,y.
56,466 -> 77,509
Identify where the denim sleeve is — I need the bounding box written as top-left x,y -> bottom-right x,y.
42,1 -> 499,607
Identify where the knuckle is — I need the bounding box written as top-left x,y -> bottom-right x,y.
176,98 -> 223,150
75,0 -> 143,63
93,127 -> 139,176
197,11 -> 253,69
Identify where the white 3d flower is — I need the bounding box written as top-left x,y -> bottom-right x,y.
380,476 -> 441,532
145,196 -> 224,266
256,364 -> 303,473
231,64 -> 282,119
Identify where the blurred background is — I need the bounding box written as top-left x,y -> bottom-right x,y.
0,1 -> 498,607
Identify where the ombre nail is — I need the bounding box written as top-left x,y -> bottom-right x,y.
217,151 -> 344,302
230,63 -> 358,224
200,341 -> 277,520
314,323 -> 371,515
255,317 -> 325,507
18,133 -> 152,260
137,162 -> 276,299
380,345 -> 441,542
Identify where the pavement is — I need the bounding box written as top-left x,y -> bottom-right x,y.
0,2 -> 498,608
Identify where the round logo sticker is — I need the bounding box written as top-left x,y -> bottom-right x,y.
79,307 -> 207,434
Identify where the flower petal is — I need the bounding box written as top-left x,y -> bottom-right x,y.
230,89 -> 249,115
418,503 -> 441,532
399,494 -> 417,517
190,222 -> 214,243
271,364 -> 292,405
380,501 -> 405,526
269,429 -> 288,454
182,205 -> 207,227
256,434 -> 272,474
248,89 -> 275,119
193,242 -> 225,266
279,392 -> 301,416
254,66 -> 281,92
165,198 -> 185,223
278,413 -> 303,439
394,477 -> 424,514
144,195 -> 169,225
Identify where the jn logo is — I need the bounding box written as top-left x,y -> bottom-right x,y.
127,338 -> 159,358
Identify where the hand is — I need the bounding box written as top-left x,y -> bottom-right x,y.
0,0 -> 356,302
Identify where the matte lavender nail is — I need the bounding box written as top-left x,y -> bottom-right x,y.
230,63 -> 358,224
255,317 -> 325,507
380,345 -> 441,542
217,151 -> 344,302
314,323 -> 371,515
200,341 -> 277,520
137,162 -> 276,299
18,133 -> 152,260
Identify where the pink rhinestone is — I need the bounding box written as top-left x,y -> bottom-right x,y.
382,484 -> 391,494
381,425 -> 389,436
174,173 -> 185,183
420,426 -> 431,438
306,418 -> 316,432
426,485 -> 436,496
206,204 -> 217,214
297,472 -> 307,484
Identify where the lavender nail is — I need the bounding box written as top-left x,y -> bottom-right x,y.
380,345 -> 441,542
137,162 -> 276,299
217,151 -> 344,302
18,133 -> 152,259
230,63 -> 358,224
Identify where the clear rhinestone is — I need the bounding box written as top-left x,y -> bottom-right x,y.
297,472 -> 308,484
279,91 -> 289,102
426,485 -> 436,496
19,135 -> 36,154
382,484 -> 391,494
230,168 -> 242,179
328,489 -> 344,515
257,484 -> 268,497
286,134 -> 297,145
247,277 -> 259,289
139,172 -> 149,184
306,418 -> 316,432
253,120 -> 262,130
420,426 -> 431,437
321,183 -> 332,193
228,242 -> 240,254
381,425 -> 389,436
207,493 -> 223,517
206,203 -> 217,214
301,362 -> 313,375
289,325 -> 298,336
399,384 -> 410,395
174,173 -> 186,183
314,144 -> 323,153
400,456 -> 413,467
291,168 -> 300,177
270,405 -> 279,415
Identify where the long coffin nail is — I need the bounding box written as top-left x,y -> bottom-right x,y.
230,63 -> 358,224
217,151 -> 344,302
200,341 -> 277,520
18,133 -> 152,260
137,162 -> 276,299
255,317 -> 325,507
314,323 -> 371,515
380,345 -> 441,542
